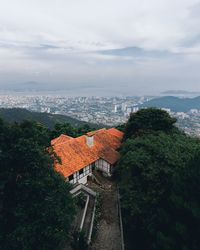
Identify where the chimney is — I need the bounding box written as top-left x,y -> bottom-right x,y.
86,135 -> 94,147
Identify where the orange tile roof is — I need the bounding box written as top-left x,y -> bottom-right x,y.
107,128 -> 124,140
51,128 -> 124,177
87,128 -> 106,136
51,134 -> 73,145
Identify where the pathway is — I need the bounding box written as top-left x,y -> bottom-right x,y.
89,171 -> 122,250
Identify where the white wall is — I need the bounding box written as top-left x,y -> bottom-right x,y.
95,159 -> 111,176
78,175 -> 88,185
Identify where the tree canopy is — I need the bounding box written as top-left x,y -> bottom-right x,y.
51,122 -> 94,139
118,108 -> 200,250
0,119 -> 75,250
124,108 -> 177,139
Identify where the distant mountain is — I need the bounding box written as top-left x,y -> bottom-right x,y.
141,96 -> 200,112
161,90 -> 200,96
0,108 -> 101,129
99,46 -> 171,58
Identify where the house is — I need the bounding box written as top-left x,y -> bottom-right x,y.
51,128 -> 124,185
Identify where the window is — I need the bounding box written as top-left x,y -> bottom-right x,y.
92,162 -> 96,170
79,168 -> 83,175
68,174 -> 73,181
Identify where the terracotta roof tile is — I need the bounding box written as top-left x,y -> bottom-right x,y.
107,128 -> 124,139
87,128 -> 106,136
51,128 -> 124,177
51,134 -> 73,145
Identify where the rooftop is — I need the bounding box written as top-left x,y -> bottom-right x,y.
51,128 -> 124,177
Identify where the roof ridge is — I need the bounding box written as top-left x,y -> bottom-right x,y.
86,128 -> 106,136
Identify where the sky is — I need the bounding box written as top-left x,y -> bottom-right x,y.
0,0 -> 200,95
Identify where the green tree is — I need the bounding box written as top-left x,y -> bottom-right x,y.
71,231 -> 88,250
51,122 -> 76,138
77,124 -> 94,136
117,109 -> 200,250
51,122 -> 94,139
124,108 -> 177,139
0,119 -> 75,250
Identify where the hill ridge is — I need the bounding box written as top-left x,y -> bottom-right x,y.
141,96 -> 200,112
0,108 -> 101,129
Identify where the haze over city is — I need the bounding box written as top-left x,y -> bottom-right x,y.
0,0 -> 200,95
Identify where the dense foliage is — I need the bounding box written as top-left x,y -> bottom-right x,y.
0,119 -> 75,250
124,108 -> 177,139
51,123 -> 95,139
118,108 -> 200,250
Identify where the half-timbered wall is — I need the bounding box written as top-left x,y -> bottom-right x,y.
68,164 -> 92,184
67,159 -> 112,184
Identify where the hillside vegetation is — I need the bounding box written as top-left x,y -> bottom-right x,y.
118,108 -> 200,250
0,108 -> 100,129
141,96 -> 200,112
0,119 -> 76,250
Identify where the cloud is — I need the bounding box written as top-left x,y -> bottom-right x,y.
1,0 -> 200,51
0,0 -> 200,94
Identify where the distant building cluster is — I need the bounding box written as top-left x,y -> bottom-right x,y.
0,94 -> 200,137
0,95 -> 147,126
161,107 -> 200,137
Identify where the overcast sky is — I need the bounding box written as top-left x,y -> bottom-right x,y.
0,0 -> 200,95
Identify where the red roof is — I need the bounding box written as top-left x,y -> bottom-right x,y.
51,134 -> 73,145
51,128 -> 124,177
107,128 -> 124,139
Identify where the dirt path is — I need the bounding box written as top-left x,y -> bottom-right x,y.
90,173 -> 122,250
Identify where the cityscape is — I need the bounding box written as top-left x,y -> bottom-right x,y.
0,94 -> 200,137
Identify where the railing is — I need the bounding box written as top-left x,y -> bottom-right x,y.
87,197 -> 97,244
80,195 -> 90,231
70,183 -> 96,197
70,184 -> 97,245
